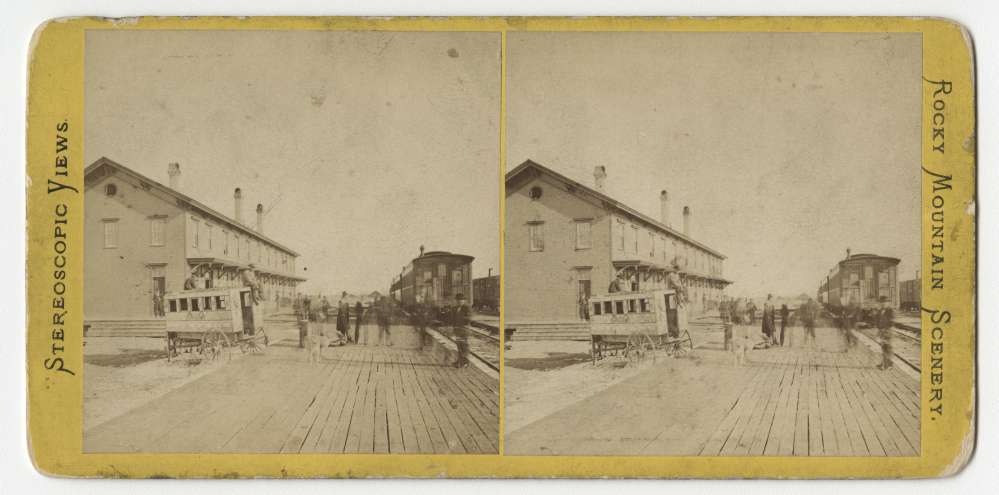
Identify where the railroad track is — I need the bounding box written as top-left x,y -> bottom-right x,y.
431,324 -> 500,372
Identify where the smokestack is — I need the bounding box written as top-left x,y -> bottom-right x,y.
488,267 -> 493,277
659,190 -> 671,227
593,166 -> 607,192
682,206 -> 691,236
419,245 -> 425,257
234,188 -> 243,224
846,247 -> 852,259
167,162 -> 181,189
256,203 -> 264,233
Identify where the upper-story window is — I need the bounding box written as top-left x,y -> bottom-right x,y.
102,219 -> 119,248
223,230 -> 229,256
574,219 -> 592,250
649,232 -> 656,257
615,220 -> 625,251
191,218 -> 200,248
528,221 -> 545,252
206,223 -> 213,251
631,225 -> 639,253
149,217 -> 166,246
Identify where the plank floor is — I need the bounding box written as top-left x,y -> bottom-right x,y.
699,327 -> 920,456
505,325 -> 919,457
84,343 -> 499,454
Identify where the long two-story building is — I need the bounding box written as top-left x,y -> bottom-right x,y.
504,159 -> 731,339
84,157 -> 306,336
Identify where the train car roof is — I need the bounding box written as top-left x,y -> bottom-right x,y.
412,250 -> 475,263
839,253 -> 901,265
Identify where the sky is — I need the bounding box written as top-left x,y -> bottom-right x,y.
507,32 -> 922,298
85,30 -> 501,295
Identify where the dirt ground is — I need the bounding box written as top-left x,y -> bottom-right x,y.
83,328 -> 300,431
504,340 -> 666,433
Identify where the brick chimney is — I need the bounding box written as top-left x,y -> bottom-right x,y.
167,162 -> 181,189
683,206 -> 692,237
234,188 -> 244,224
256,203 -> 264,233
659,190 -> 670,228
593,166 -> 607,192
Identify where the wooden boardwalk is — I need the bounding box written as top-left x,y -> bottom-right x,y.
84,343 -> 499,454
699,343 -> 920,456
505,326 -> 918,457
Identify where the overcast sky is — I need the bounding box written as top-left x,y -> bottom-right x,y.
86,30 -> 501,295
508,32 -> 921,298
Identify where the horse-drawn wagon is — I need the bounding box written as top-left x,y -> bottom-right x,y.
164,287 -> 268,360
588,288 -> 693,363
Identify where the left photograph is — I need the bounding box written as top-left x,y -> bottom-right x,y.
81,30 -> 500,454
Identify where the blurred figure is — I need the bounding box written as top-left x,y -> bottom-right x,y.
353,300 -> 364,345
761,294 -> 776,347
376,296 -> 392,346
779,304 -> 789,346
876,296 -> 894,370
451,294 -> 471,368
801,297 -> 818,347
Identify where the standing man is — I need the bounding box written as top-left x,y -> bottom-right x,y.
336,291 -> 350,342
412,296 -> 429,350
719,298 -> 733,351
876,296 -> 894,370
779,303 -> 790,347
239,264 -> 261,303
353,300 -> 364,345
761,294 -> 776,347
451,294 -> 471,368
801,297 -> 818,347
376,296 -> 392,346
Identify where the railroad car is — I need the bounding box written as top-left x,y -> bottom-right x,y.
898,277 -> 921,312
472,274 -> 500,314
390,249 -> 474,311
817,251 -> 901,315
163,286 -> 267,359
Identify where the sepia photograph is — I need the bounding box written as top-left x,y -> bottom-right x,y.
502,32 -> 922,456
81,29 -> 500,454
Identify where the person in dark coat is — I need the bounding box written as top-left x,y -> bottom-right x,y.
450,294 -> 471,368
336,291 -> 350,339
801,298 -> 818,347
761,295 -> 776,346
353,301 -> 364,345
876,296 -> 894,370
779,304 -> 790,346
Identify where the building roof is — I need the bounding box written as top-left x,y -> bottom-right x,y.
506,159 -> 726,259
85,157 -> 301,257
839,253 -> 901,266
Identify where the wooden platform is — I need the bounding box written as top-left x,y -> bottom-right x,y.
84,343 -> 499,454
505,326 -> 919,457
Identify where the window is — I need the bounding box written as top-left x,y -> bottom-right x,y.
216,295 -> 228,310
223,230 -> 229,255
529,186 -> 543,200
864,265 -> 874,280
105,183 -> 117,196
102,219 -> 119,248
452,268 -> 463,284
191,218 -> 200,248
639,298 -> 650,312
191,298 -> 200,311
423,270 -> 433,282
203,296 -> 213,310
593,303 -> 602,316
244,239 -> 250,259
168,299 -> 177,312
179,298 -> 188,311
627,299 -> 637,313
149,217 -> 166,246
631,225 -> 639,253
649,232 -> 656,257
615,301 -> 624,314
234,234 -> 241,257
603,301 -> 613,314
206,224 -> 213,250
575,220 -> 592,250
528,222 -> 544,252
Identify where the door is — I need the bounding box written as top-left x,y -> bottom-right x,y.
577,280 -> 591,320
152,277 -> 166,317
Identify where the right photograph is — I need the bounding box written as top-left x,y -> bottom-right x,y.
503,32 -> 922,456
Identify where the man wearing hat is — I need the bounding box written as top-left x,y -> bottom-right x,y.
240,263 -> 262,304
451,293 -> 471,368
876,296 -> 894,370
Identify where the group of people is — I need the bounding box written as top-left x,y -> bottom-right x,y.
719,293 -> 895,370
294,291 -> 473,368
